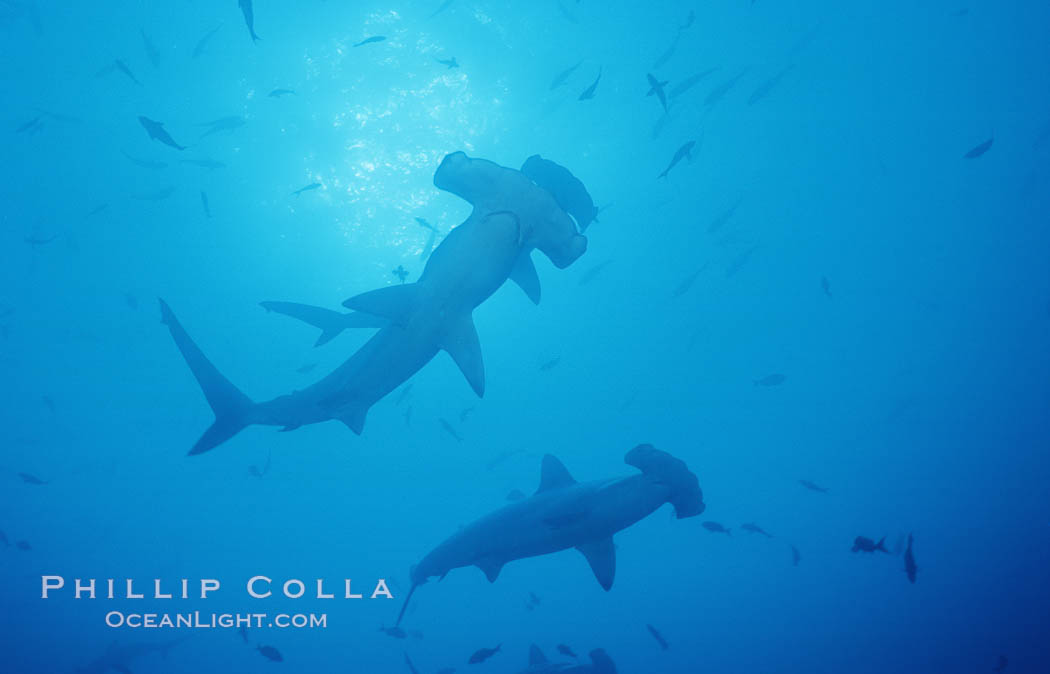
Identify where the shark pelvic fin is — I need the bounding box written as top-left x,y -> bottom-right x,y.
528,645 -> 548,667
510,252 -> 541,305
443,316 -> 485,397
577,537 -> 616,591
476,559 -> 504,583
336,406 -> 369,435
535,455 -> 577,494
342,285 -> 417,325
260,301 -> 387,346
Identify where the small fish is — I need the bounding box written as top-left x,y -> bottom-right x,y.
459,407 -> 474,423
705,68 -> 750,107
646,73 -> 669,112
15,114 -> 44,134
851,536 -> 888,553
291,182 -> 321,197
753,374 -> 785,387
380,625 -> 407,639
256,645 -> 282,662
198,115 -> 245,137
247,448 -> 271,478
646,624 -> 669,651
820,276 -> 832,298
238,624 -> 249,643
353,36 -> 386,47
84,203 -> 109,218
268,88 -> 296,98
707,197 -> 743,234
790,544 -> 801,566
16,540 -> 31,551
671,268 -> 704,298
658,140 -> 694,178
429,0 -> 456,18
679,10 -> 695,31
404,653 -> 421,674
903,534 -> 917,583
578,67 -> 602,100
19,472 -> 48,485
296,363 -> 317,374
467,645 -> 501,664
556,0 -> 579,24
963,137 -> 993,159
701,521 -> 731,536
414,217 -> 437,232
557,644 -> 577,658
200,191 -> 211,218
798,479 -> 828,493
486,449 -> 523,471
113,59 -> 142,86
131,186 -> 176,201
180,158 -> 226,169
747,65 -> 793,106
578,259 -> 613,286
436,56 -> 459,69
993,655 -> 1008,672
140,29 -> 161,68
652,33 -> 680,71
439,418 -> 462,442
550,60 -> 583,90
192,24 -> 223,59
436,669 -> 456,674
121,149 -> 168,169
538,357 -> 561,371
138,116 -> 186,151
668,68 -> 718,100
393,265 -> 409,283
725,245 -> 760,278
25,233 -> 59,246
239,0 -> 260,42
506,489 -> 525,502
741,522 -> 773,537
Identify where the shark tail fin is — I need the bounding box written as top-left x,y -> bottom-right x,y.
589,649 -> 618,674
159,299 -> 257,455
625,444 -> 704,519
876,536 -> 888,553
394,582 -> 418,629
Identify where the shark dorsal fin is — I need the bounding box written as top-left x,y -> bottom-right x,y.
528,644 -> 548,666
577,537 -> 616,591
442,316 -> 485,397
536,455 -> 576,494
342,285 -> 417,325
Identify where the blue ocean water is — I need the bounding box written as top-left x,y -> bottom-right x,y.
2,1 -> 1049,672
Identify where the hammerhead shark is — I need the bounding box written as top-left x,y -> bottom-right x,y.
395,445 -> 703,626
517,644 -> 617,674
161,152 -> 586,455
75,638 -> 185,674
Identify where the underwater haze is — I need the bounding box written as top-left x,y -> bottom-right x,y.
2,0 -> 1050,673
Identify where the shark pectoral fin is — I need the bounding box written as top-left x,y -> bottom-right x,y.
476,559 -> 504,583
342,284 -> 418,325
442,316 -> 485,397
577,537 -> 616,591
528,645 -> 548,667
535,455 -> 577,494
510,252 -> 541,305
336,406 -> 368,435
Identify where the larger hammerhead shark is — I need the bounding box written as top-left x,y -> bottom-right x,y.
394,445 -> 703,626
161,152 -> 587,455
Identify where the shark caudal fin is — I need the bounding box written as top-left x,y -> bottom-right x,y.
159,299 -> 257,455
625,444 -> 704,519
260,300 -> 388,346
588,649 -> 618,674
